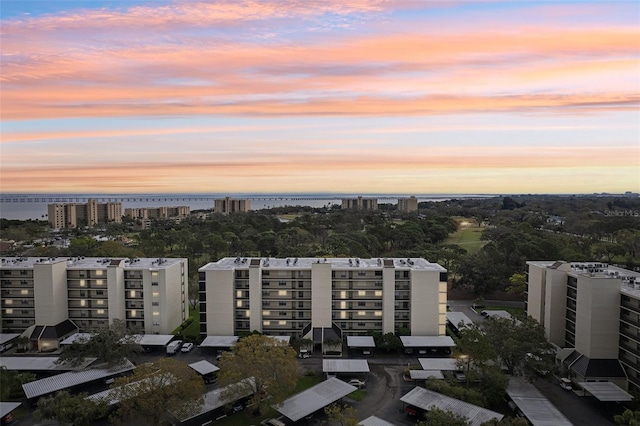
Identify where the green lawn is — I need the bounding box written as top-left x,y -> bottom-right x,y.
445,226 -> 487,253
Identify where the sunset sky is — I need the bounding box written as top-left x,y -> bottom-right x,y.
1,0 -> 639,195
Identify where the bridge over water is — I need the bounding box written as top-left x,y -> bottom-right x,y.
1,195 -> 399,203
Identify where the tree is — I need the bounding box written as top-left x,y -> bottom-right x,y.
57,319 -> 142,367
110,358 -> 205,425
506,273 -> 527,297
218,334 -> 298,415
377,332 -> 403,353
324,403 -> 359,426
417,407 -> 470,426
35,390 -> 108,426
0,367 -> 35,401
481,317 -> 554,376
615,409 -> 640,426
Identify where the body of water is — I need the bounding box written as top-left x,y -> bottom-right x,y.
0,193 -> 494,221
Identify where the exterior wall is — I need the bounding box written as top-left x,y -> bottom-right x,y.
154,261 -> 187,334
0,263 -> 36,332
544,267 -> 569,347
248,263 -> 262,332
203,269 -> 235,335
382,266 -> 396,334
410,269 -> 442,335
311,262 -> 332,329
214,197 -> 251,213
575,274 -> 621,358
48,204 -> 66,229
33,260 -> 68,325
47,200 -> 123,228
341,197 -> 378,211
526,263 -> 547,325
107,265 -> 125,328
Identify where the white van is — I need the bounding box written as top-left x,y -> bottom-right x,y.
166,340 -> 183,355
559,378 -> 572,391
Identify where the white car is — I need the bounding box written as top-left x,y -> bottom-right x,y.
181,342 -> 194,353
348,379 -> 365,388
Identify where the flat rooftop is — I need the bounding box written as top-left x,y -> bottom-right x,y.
274,378 -> 357,422
323,359 -> 370,373
346,336 -> 375,348
1,356 -> 96,371
200,257 -> 446,272
400,336 -> 456,348
0,256 -> 185,270
507,378 -> 573,426
200,336 -> 239,348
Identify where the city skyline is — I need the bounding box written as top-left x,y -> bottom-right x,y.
2,1 -> 639,194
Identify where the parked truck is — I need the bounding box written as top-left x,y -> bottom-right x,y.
166,340 -> 183,355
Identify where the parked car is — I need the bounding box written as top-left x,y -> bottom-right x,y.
298,350 -> 310,359
455,371 -> 466,382
232,403 -> 244,413
166,340 -> 183,355
559,378 -> 572,391
181,342 -> 194,353
347,379 -> 366,388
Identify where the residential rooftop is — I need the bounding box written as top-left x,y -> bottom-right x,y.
0,256 -> 185,269
200,257 -> 446,272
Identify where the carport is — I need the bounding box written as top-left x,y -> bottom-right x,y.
409,370 -> 444,380
507,377 -> 572,426
199,336 -> 239,355
189,360 -> 220,384
418,358 -> 458,372
273,377 -> 357,422
0,402 -> 21,424
578,382 -> 634,401
323,359 -> 369,380
446,312 -> 473,335
346,336 -> 375,357
400,386 -> 503,426
0,356 -> 96,372
400,336 -> 455,356
60,333 -> 95,345
359,415 -> 395,426
0,333 -> 21,352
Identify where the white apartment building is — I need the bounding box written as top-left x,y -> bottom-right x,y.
1,257 -> 188,335
198,257 -> 447,339
527,260 -> 640,392
397,196 -> 418,213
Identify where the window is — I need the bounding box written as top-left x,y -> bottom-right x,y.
96,300 -> 104,305
20,270 -> 27,275
151,271 -> 158,277
358,322 -> 366,327
131,310 -> 137,317
152,302 -> 159,306
358,271 -> 366,276
79,280 -> 86,287
4,300 -> 12,305
80,300 -> 86,307
95,280 -> 104,285
279,311 -> 287,316
279,301 -> 287,306
263,321 -> 271,326
262,301 -> 270,307
96,290 -> 104,295
151,282 -> 158,286
263,311 -> 271,316
278,290 -> 287,296
97,309 -> 105,314
152,292 -> 159,297
153,322 -> 160,326
358,290 -> 366,296
278,320 -> 286,325
262,290 -> 270,297
358,311 -> 366,316
375,311 -> 382,316
279,281 -> 287,286
236,290 -> 243,298
340,291 -> 347,299
375,290 -> 382,296
358,301 -> 366,307
153,311 -> 160,316
5,309 -> 13,314
95,270 -> 104,276
237,301 -> 243,307
130,290 -> 136,298
298,291 -> 304,298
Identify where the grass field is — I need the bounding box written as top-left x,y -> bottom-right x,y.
444,225 -> 487,253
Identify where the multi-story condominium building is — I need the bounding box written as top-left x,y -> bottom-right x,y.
397,196 -> 418,213
341,196 -> 378,211
1,257 -> 188,335
124,206 -> 190,220
527,260 -> 640,392
199,257 -> 447,339
48,199 -> 122,229
214,197 -> 251,213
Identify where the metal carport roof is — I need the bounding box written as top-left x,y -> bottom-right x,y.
22,359 -> 135,399
400,336 -> 456,348
274,378 -> 357,422
0,402 -> 21,418
323,359 -> 370,373
418,358 -> 459,371
346,336 -> 375,348
60,333 -> 94,345
0,356 -> 96,371
400,386 -> 503,426
169,378 -> 255,423
359,415 -> 395,426
447,312 -> 473,329
188,360 -> 220,376
579,382 -> 633,401
0,333 -> 20,345
507,377 -> 572,426
199,336 -> 239,348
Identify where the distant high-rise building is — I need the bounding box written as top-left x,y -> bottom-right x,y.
341,196 -> 378,211
397,196 -> 418,213
214,197 -> 251,213
124,206 -> 190,220
48,199 -> 122,229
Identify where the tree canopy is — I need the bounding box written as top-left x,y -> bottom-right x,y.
109,357 -> 205,425
35,390 -> 108,426
218,334 -> 298,415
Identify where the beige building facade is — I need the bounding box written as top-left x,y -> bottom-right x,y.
397,196 -> 418,212
1,257 -> 188,335
124,206 -> 190,220
341,196 -> 378,211
527,261 -> 640,392
199,257 -> 447,339
48,199 -> 122,229
214,197 -> 251,213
